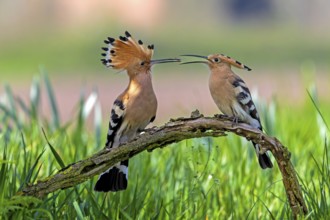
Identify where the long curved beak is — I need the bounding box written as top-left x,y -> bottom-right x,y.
180,54 -> 208,65
150,58 -> 181,65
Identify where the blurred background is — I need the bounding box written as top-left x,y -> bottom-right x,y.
0,0 -> 329,124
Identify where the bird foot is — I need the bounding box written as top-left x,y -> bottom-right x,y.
231,116 -> 240,127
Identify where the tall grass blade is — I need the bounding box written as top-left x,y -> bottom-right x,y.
75,90 -> 85,133
94,99 -> 102,148
0,104 -> 15,131
307,90 -> 329,131
20,132 -> 28,182
119,209 -> 134,220
73,201 -> 85,220
30,76 -> 41,120
4,85 -> 21,129
41,70 -> 60,129
0,145 -> 9,197
19,149 -> 45,191
42,128 -> 65,169
16,97 -> 30,118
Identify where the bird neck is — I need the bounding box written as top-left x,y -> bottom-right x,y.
127,71 -> 154,95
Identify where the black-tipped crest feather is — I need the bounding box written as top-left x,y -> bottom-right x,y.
100,32 -> 154,69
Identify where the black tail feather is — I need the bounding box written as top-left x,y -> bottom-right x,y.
258,153 -> 273,169
94,160 -> 129,192
253,142 -> 273,169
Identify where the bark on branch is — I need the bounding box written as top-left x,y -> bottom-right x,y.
19,111 -> 308,217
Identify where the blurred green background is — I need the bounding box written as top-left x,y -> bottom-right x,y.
1,0 -> 329,123
1,1 -> 330,219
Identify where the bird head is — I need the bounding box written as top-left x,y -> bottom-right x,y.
101,31 -> 180,75
181,54 -> 251,71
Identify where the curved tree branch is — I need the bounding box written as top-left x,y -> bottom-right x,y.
19,111 -> 307,218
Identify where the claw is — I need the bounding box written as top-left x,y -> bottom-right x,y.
231,116 -> 239,127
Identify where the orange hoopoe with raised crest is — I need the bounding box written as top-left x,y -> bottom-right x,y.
181,54 -> 273,169
94,31 -> 180,192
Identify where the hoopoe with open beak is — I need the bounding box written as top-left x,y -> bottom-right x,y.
181,54 -> 273,169
94,31 -> 180,192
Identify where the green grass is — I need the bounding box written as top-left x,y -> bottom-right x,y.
1,26 -> 330,78
0,74 -> 329,219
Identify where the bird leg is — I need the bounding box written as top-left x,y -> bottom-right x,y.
231,116 -> 240,127
214,114 -> 240,127
232,116 -> 239,123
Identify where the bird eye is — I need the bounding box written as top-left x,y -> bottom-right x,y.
214,58 -> 220,63
140,61 -> 145,66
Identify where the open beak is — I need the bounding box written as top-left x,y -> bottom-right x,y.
180,54 -> 208,64
150,58 -> 181,65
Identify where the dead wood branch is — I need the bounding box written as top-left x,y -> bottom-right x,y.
19,111 -> 308,217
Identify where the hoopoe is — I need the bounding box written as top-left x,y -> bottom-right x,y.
181,54 -> 273,169
94,31 -> 180,192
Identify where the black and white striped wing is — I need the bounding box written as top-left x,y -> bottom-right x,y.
233,77 -> 262,130
233,77 -> 273,169
94,98 -> 129,192
105,99 -> 125,148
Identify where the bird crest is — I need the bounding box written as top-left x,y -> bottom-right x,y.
101,31 -> 154,70
181,54 -> 252,71
217,54 -> 252,71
